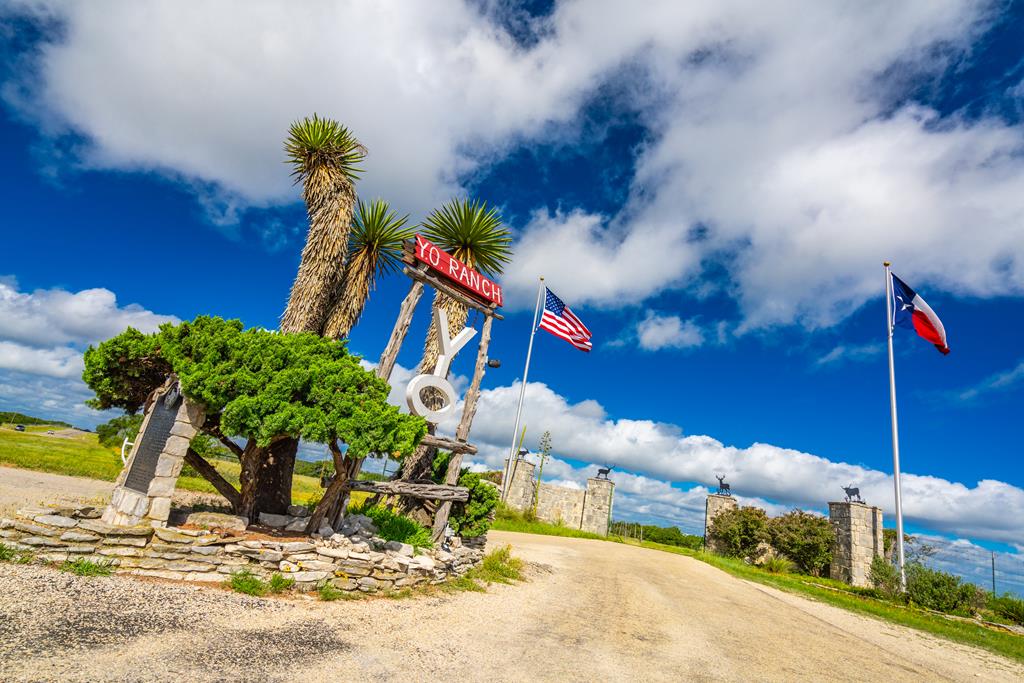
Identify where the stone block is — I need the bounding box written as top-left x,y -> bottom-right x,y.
162,435 -> 191,459
153,527 -> 199,544
13,521 -> 61,537
60,531 -> 100,543
147,476 -> 177,498
102,535 -> 148,547
33,514 -> 78,528
292,570 -> 330,583
317,547 -> 349,560
258,513 -> 290,528
21,536 -> 65,547
184,512 -> 248,531
148,497 -> 172,522
154,455 -> 185,478
170,420 -> 198,439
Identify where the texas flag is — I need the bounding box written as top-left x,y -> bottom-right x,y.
891,273 -> 950,355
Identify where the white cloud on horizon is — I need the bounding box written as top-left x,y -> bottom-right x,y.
0,278 -> 178,426
636,312 -> 705,351
4,1 -> 1023,332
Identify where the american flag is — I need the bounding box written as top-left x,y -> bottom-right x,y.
539,287 -> 592,352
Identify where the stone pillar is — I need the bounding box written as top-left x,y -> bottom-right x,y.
102,379 -> 205,528
704,494 -> 737,553
829,501 -> 884,587
502,457 -> 536,513
581,477 -> 614,536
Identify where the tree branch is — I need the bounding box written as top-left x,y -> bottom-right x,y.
184,448 -> 242,512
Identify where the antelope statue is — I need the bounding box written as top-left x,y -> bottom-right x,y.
715,475 -> 731,496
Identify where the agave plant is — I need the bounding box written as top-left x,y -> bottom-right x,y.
323,199 -> 415,339
418,198 -> 512,373
280,114 -> 366,334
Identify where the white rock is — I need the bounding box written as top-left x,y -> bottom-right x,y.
317,547 -> 349,560
287,504 -> 310,517
284,518 -> 309,532
279,560 -> 299,573
257,512 -> 290,528
33,514 -> 78,528
292,570 -> 330,582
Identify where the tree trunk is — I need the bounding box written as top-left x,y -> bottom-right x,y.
237,442 -> 262,521
254,438 -> 296,516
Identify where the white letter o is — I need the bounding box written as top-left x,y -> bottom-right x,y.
406,374 -> 457,424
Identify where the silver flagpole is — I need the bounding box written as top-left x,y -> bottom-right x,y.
884,261 -> 908,590
501,277 -> 545,501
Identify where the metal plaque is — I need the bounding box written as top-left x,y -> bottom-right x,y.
123,391 -> 180,494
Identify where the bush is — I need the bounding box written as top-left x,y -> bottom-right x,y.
95,414 -> 143,449
989,594 -> 1024,626
431,451 -> 499,538
268,573 -> 295,594
352,503 -> 433,549
905,563 -> 985,615
0,544 -> 33,564
869,555 -> 902,600
227,569 -> 269,596
768,509 -> 834,576
640,525 -> 704,550
708,506 -> 770,558
60,557 -> 114,577
761,556 -> 796,574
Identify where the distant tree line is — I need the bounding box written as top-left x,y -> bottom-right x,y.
0,412 -> 73,429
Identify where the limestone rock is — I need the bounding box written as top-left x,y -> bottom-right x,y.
281,541 -> 315,554
316,546 -> 349,560
13,521 -> 61,537
184,512 -> 248,532
60,531 -> 100,543
292,570 -> 330,583
78,519 -> 153,536
102,535 -> 148,547
153,527 -> 201,544
20,536 -> 64,547
384,541 -> 414,557
33,514 -> 78,528
287,504 -> 310,517
257,512 -> 290,528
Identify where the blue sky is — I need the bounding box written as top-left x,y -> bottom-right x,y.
0,1 -> 1022,589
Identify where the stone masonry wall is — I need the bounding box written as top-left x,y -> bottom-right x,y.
581,478 -> 614,536
829,501 -> 884,588
704,494 -> 738,553
504,458 -> 615,536
535,483 -> 585,527
103,379 -> 205,528
2,505 -> 484,594
504,457 -> 537,512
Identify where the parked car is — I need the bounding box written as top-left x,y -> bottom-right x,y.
14,424 -> 25,431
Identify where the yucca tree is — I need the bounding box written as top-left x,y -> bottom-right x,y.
323,199 -> 415,339
280,114 -> 366,334
418,198 -> 512,373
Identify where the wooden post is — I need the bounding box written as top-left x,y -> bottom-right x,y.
431,313 -> 494,540
377,278 -> 424,381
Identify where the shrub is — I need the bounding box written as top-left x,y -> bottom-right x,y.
0,544 -> 32,563
227,569 -> 268,596
317,581 -> 350,601
60,557 -> 114,577
869,555 -> 902,600
905,563 -> 985,615
708,506 -> 770,558
268,573 -> 295,594
431,451 -> 499,538
768,509 -> 834,576
989,594 -> 1024,626
760,556 -> 796,574
352,503 -> 433,549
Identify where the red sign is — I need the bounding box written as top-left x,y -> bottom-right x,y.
414,234 -> 503,307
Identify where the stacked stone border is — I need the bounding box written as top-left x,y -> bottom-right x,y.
1,505 -> 484,594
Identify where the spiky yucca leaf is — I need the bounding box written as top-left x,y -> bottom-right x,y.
418,198 -> 512,374
280,114 -> 366,334
323,199 -> 414,339
420,198 -> 512,276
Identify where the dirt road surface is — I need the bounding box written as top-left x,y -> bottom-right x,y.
1,469 -> 1022,682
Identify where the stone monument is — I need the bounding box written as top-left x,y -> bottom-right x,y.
102,377 -> 205,527
704,493 -> 738,553
503,457 -> 615,536
828,501 -> 883,587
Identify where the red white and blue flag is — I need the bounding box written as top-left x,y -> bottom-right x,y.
539,287 -> 592,352
891,273 -> 949,355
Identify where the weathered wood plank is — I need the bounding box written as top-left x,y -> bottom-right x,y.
340,480 -> 469,502
420,433 -> 477,455
184,448 -> 242,511
377,278 -> 424,381
402,266 -> 504,320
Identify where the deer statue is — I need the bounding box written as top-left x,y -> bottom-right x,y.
715,474 -> 731,496
597,465 -> 614,480
842,484 -> 863,503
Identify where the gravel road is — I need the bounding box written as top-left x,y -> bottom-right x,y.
1,469 -> 1022,681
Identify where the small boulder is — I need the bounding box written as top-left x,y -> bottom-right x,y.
286,504 -> 310,517
257,512 -> 291,528
184,512 -> 248,532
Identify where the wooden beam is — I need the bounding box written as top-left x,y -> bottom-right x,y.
403,266 -> 504,320
377,278 -> 424,381
184,448 -> 242,511
432,314 -> 494,540
340,480 -> 469,502
420,433 -> 477,455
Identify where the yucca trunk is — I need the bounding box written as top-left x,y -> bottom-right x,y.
323,249 -> 375,339
419,291 -> 470,373
280,167 -> 356,334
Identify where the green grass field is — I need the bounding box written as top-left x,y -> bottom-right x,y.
494,506 -> 1024,663
0,424 -> 330,506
